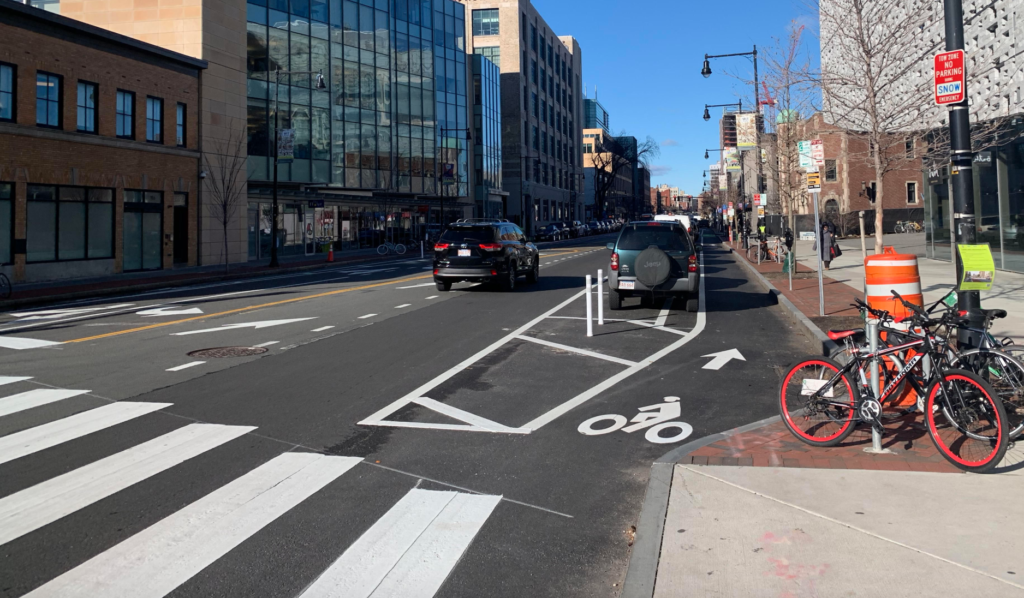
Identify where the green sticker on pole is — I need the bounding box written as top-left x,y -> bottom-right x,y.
958,244 -> 995,291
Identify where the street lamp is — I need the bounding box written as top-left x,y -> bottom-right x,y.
704,148 -> 725,160
701,58 -> 712,78
438,126 -> 472,229
262,68 -> 325,267
703,101 -> 742,124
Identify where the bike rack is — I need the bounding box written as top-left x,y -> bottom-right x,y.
864,319 -> 895,455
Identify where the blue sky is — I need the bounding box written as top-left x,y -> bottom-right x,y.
534,0 -> 817,195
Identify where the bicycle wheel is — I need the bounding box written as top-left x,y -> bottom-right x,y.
779,357 -> 859,446
0,273 -> 9,300
926,369 -> 1008,473
952,349 -> 1024,439
377,244 -> 388,255
396,243 -> 406,255
746,246 -> 757,262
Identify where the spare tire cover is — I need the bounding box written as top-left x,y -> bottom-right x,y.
634,246 -> 672,287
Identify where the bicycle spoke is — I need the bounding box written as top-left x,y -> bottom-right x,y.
928,373 -> 1007,471
780,359 -> 856,446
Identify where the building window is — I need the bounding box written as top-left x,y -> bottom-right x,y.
531,60 -> 537,84
905,138 -> 915,158
0,64 -> 14,122
532,92 -> 538,117
474,46 -> 500,68
825,159 -> 837,182
521,13 -> 526,40
472,9 -> 499,36
146,96 -> 163,143
532,125 -> 538,150
116,90 -> 134,139
906,181 -> 918,204
26,185 -> 114,263
36,72 -> 61,128
176,103 -> 186,147
77,82 -> 97,133
531,24 -> 537,50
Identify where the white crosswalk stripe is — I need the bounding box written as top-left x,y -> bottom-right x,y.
0,388 -> 90,418
0,401 -> 171,466
301,489 -> 501,598
0,378 -> 501,598
0,423 -> 254,545
26,453 -> 362,598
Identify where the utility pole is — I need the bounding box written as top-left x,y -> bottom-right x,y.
943,0 -> 981,346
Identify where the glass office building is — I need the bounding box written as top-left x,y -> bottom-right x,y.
245,0 -> 471,258
472,53 -> 502,217
924,119 -> 1024,274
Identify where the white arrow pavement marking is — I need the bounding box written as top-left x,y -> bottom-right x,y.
170,318 -> 317,336
0,337 -> 63,350
8,304 -> 135,321
701,349 -> 746,370
137,307 -> 205,317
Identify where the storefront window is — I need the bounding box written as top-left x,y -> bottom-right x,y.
26,185 -> 114,263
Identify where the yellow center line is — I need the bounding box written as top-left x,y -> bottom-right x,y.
539,248 -> 583,257
65,273 -> 434,343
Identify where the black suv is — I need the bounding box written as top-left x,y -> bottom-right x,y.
433,220 -> 540,292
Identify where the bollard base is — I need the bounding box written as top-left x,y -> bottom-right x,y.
863,446 -> 897,455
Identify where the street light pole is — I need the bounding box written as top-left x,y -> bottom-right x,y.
942,0 -> 981,346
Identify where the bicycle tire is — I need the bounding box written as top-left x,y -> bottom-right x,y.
951,349 -> 1024,439
925,369 -> 1008,473
779,356 -> 859,447
746,246 -> 758,262
377,244 -> 388,255
0,273 -> 9,300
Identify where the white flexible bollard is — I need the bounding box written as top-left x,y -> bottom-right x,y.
586,274 -> 593,337
597,269 -> 604,325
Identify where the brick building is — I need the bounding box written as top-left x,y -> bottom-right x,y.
0,0 -> 205,283
776,112 -> 924,235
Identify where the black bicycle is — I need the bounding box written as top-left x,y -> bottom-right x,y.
779,292 -> 1008,473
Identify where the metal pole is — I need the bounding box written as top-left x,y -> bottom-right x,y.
859,210 -> 867,294
597,268 -> 604,325
420,240 -> 424,259
866,319 -> 885,453
440,126 -> 445,231
812,190 -> 824,317
270,69 -> 280,268
943,0 -> 983,348
586,274 -> 593,337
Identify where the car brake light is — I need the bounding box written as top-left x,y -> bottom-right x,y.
610,252 -> 619,271
434,269 -> 439,275
434,243 -> 449,250
491,269 -> 498,276
478,243 -> 502,250
688,254 -> 698,273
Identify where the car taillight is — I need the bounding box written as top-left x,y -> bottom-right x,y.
491,269 -> 498,276
478,243 -> 502,250
688,254 -> 698,273
434,243 -> 449,250
610,252 -> 619,271
434,269 -> 439,275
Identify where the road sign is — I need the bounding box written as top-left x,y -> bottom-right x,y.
797,140 -> 812,168
753,194 -> 763,206
811,139 -> 824,166
934,50 -> 965,105
757,206 -> 765,217
806,171 -> 821,191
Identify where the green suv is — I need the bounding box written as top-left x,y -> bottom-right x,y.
606,221 -> 701,312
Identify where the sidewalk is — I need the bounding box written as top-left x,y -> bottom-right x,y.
621,233 -> 1024,598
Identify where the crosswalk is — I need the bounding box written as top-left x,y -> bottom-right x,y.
0,376 -> 502,597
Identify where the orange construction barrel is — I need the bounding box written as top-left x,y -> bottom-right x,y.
865,247 -> 923,320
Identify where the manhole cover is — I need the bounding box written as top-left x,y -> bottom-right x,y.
187,346 -> 269,358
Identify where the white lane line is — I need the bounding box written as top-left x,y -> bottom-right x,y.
425,295 -> 439,300
300,489 -> 501,598
0,423 -> 254,546
396,282 -> 436,289
166,361 -> 206,372
253,341 -> 279,347
0,389 -> 91,418
26,453 -> 362,598
0,376 -> 33,387
654,298 -> 673,327
311,326 -> 335,332
521,256 -> 707,431
0,402 -> 172,466
375,397 -> 530,434
358,314 -> 377,319
0,337 -> 63,350
546,316 -> 656,325
395,304 -> 412,309
515,335 -> 638,367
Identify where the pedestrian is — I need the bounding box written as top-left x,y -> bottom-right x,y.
813,221 -> 834,270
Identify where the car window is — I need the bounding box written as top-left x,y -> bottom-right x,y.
512,225 -> 525,240
616,225 -> 691,251
439,227 -> 498,244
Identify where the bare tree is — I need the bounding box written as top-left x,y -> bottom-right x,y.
203,130 -> 248,271
590,134 -> 659,219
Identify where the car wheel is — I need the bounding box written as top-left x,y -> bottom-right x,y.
526,259 -> 539,283
608,287 -> 622,310
685,294 -> 699,313
436,281 -> 452,292
498,263 -> 516,292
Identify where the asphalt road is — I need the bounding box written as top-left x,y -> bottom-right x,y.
0,230 -> 818,597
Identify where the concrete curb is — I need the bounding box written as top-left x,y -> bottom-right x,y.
619,415 -> 783,598
724,243 -> 839,357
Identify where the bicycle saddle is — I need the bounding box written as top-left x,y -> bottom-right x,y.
966,308 -> 1007,320
828,329 -> 866,342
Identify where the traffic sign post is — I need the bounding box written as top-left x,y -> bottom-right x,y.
934,49 -> 965,105
810,139 -> 824,166
806,171 -> 821,192
811,189 -> 824,317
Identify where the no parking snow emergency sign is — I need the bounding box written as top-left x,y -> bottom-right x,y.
934,50 -> 965,105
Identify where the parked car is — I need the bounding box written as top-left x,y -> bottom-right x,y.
585,221 -> 603,235
571,220 -> 586,236
537,223 -> 564,242
559,222 -> 576,238
433,220 -> 539,292
606,221 -> 701,313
